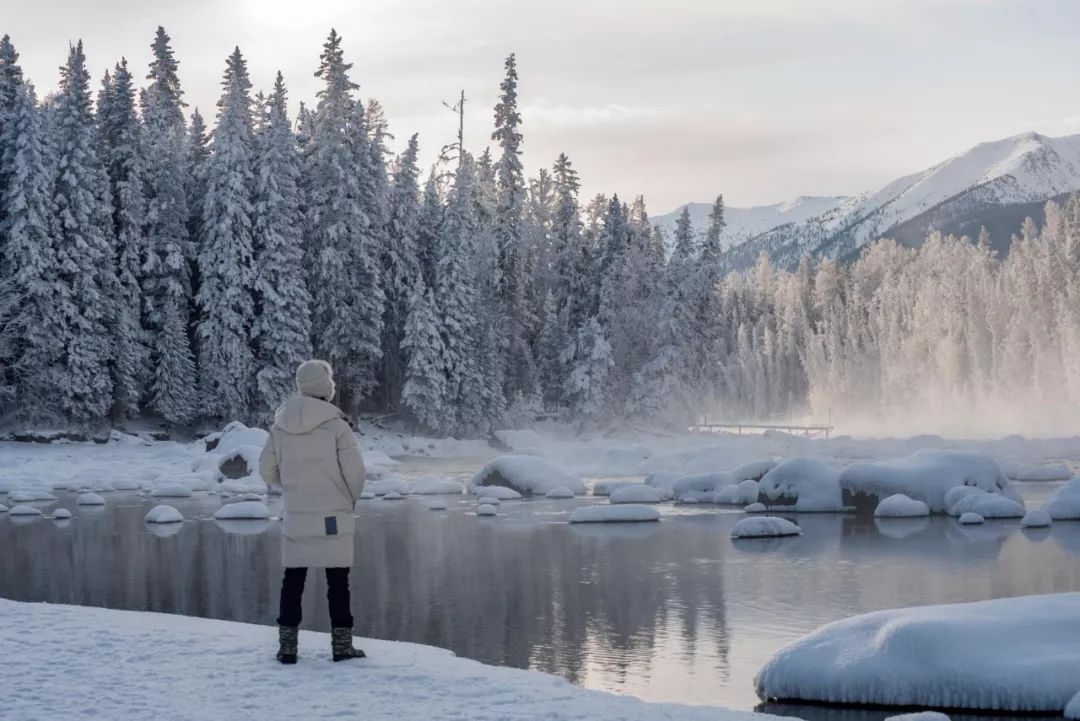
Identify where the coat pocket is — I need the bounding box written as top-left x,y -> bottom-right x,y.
282,510 -> 355,539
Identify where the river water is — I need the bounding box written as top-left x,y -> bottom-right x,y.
1,460 -> 1078,718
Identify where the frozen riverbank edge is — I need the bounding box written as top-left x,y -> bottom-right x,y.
2,598 -> 781,721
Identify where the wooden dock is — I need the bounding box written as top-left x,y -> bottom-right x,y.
689,421 -> 834,439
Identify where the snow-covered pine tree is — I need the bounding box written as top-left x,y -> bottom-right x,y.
381,133 -> 421,411
415,171 -> 443,290
51,41 -> 117,423
185,107 -> 210,250
491,53 -> 537,400
97,59 -> 150,420
400,281 -> 447,432
0,81 -> 63,419
0,34 -> 28,407
251,72 -> 311,419
197,46 -> 257,421
141,26 -> 197,425
562,316 -> 613,428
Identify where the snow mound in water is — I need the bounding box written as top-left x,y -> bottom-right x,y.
1042,478 -> 1080,520
476,496 -> 501,506
754,593 -> 1080,713
111,479 -> 141,491
76,493 -> 105,506
53,508 -> 72,520
427,500 -> 447,511
145,505 -> 183,524
943,485 -> 985,512
470,455 -> 585,496
744,502 -> 767,513
358,491 -> 375,500
0,504 -> 8,513
406,477 -> 462,495
382,492 -> 405,501
213,501 -> 270,520
8,489 -> 58,502
569,505 -> 660,524
366,478 -> 409,496
1017,464 -> 1072,482
884,713 -> 951,721
874,494 -> 930,518
948,491 -> 1025,518
476,504 -> 497,517
150,483 -> 193,498
730,459 -> 778,482
213,422 -> 269,456
593,479 -> 642,497
470,485 -> 521,501
759,458 -> 843,512
8,504 -> 42,516
839,450 -> 1013,513
1066,690 -> 1080,719
671,472 -> 735,502
731,517 -> 801,539
958,512 -> 984,525
1021,509 -> 1052,528
715,480 -> 760,505
545,486 -> 574,499
609,484 -> 666,504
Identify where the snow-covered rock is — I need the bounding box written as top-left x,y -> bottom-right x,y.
382,492 -> 405,501
8,489 -> 58,502
1042,477 -> 1080,520
759,458 -> 843,512
874,494 -> 930,518
1021,509 -> 1052,528
53,508 -> 72,520
609,484 -> 666,504
468,485 -> 522,501
670,472 -> 735,502
943,484 -> 985,512
406,477 -> 463,495
947,491 -> 1025,518
145,505 -> 183,524
883,713 -> 951,721
476,504 -> 497,517
427,500 -> 448,511
76,493 -> 105,506
744,502 -> 767,513
592,479 -> 643,497
569,505 -> 661,524
1066,690 -> 1080,720
0,504 -> 8,513
111,479 -> 141,491
545,486 -> 574,499
714,479 -> 760,505
362,449 -> 400,468
358,491 -> 376,500
470,455 -> 585,496
213,501 -> 270,520
840,450 -> 1014,514
213,421 -> 269,456
754,593 -> 1080,713
8,504 -> 42,516
729,459 -> 778,482
366,478 -> 410,496
477,496 -> 501,506
150,483 -> 193,498
731,517 -> 801,539
1017,464 -> 1072,482
958,512 -> 984,525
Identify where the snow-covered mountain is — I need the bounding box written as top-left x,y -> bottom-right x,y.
654,195 -> 849,251
669,131 -> 1080,270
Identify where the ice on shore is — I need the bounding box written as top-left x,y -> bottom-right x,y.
731,517 -> 801,539
470,455 -> 585,496
213,501 -> 270,520
144,505 -> 183,524
609,484 -> 666,504
759,458 -> 844,512
569,505 -> 660,523
755,593 -> 1080,713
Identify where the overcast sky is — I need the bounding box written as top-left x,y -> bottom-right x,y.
5,0 -> 1080,213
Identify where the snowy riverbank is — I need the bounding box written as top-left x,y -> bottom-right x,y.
1,598 -> 779,721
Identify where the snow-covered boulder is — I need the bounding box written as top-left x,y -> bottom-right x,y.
943,484 -> 985,512
406,477 -> 463,495
874,494 -> 930,518
609,484 -> 666,504
1066,690 -> 1080,719
754,593 -> 1080,713
8,504 -> 42,516
358,491 -> 376,500
959,512 -> 984,525
731,516 -> 801,539
52,508 -> 72,520
150,483 -> 193,498
111,479 -> 141,491
213,501 -> 270,520
884,713 -> 951,721
759,458 -> 843,512
744,502 -> 767,513
470,455 -> 585,496
427,500 -> 448,511
544,486 -> 574,499
382,492 -> 405,501
1017,464 -> 1072,482
730,459 -> 778,482
468,485 -> 522,501
948,491 -> 1025,518
0,504 -> 8,513
840,450 -> 1014,514
8,490 -> 58,502
476,496 -> 501,506
569,505 -> 660,524
76,493 -> 106,506
714,479 -> 760,505
362,450 -> 400,468
670,472 -> 735,502
1042,477 -> 1080,520
1021,509 -> 1052,528
145,505 -> 183,524
476,504 -> 497,517
366,478 -> 410,497
593,479 -> 642,497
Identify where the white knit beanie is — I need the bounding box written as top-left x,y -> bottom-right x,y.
295,360 -> 336,401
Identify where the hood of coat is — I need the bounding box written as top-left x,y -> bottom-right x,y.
273,395 -> 345,435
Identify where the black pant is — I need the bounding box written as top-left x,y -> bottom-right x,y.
276,567 -> 354,629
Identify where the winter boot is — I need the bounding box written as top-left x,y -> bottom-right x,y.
331,627 -> 366,661
277,625 -> 299,664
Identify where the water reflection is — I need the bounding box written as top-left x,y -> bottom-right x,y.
1,479 -> 1079,713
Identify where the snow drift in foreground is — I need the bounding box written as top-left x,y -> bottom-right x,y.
470,455 -> 585,496
2,599 -> 775,721
755,593 -> 1080,713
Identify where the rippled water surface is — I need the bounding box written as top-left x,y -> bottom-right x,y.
2,462 -> 1078,717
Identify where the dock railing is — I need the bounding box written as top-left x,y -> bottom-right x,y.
690,420 -> 834,440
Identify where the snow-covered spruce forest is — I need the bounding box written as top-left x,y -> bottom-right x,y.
2,28 -> 1080,436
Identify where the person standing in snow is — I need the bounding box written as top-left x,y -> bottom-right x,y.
259,360 -> 368,664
